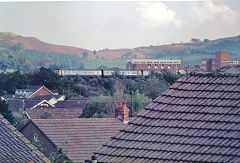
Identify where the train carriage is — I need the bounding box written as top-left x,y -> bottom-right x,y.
55,69 -> 162,77
55,69 -> 102,77
119,70 -> 142,77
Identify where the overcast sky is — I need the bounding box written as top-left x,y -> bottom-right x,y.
0,0 -> 240,50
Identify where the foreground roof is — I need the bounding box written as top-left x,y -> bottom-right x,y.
31,118 -> 127,162
0,114 -> 49,162
95,73 -> 240,162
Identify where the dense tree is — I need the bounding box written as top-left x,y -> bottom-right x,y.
1,68 -> 181,119
128,90 -> 152,116
0,99 -> 14,124
162,69 -> 182,85
81,96 -> 112,118
31,67 -> 61,90
0,44 -> 85,73
49,142 -> 69,163
0,71 -> 29,94
144,75 -> 167,99
32,134 -> 70,163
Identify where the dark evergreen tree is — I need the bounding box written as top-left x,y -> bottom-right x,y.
0,99 -> 14,124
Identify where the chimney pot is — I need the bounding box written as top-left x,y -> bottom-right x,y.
122,103 -> 127,108
117,102 -> 123,108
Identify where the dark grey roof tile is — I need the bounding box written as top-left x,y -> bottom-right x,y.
0,114 -> 49,162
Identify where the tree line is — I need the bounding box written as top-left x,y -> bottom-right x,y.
1,67 -> 181,122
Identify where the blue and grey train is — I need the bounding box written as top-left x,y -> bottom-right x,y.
54,69 -> 154,77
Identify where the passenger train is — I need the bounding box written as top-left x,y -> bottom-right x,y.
54,69 -> 156,77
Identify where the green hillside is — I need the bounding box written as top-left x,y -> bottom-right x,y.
0,33 -> 240,72
151,35 -> 240,66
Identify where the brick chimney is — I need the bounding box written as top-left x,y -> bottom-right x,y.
115,102 -> 130,123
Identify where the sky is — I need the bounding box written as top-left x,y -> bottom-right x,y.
0,0 -> 240,50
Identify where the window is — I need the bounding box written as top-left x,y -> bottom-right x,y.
161,64 -> 164,69
148,64 -> 151,68
175,64 -> 178,69
40,104 -> 49,107
230,60 -> 238,64
202,61 -> 207,64
168,65 -> 171,69
154,64 -> 158,69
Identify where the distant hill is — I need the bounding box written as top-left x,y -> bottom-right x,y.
94,35 -> 240,63
0,32 -> 93,57
0,32 -> 240,71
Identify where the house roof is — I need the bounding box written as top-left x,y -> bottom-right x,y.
8,99 -> 24,112
24,99 -> 47,109
8,98 -> 53,112
54,97 -> 89,108
28,86 -> 55,98
16,85 -> 58,98
0,114 -> 49,162
31,95 -> 63,101
26,107 -> 83,119
30,118 -> 127,162
218,65 -> 240,74
94,73 -> 240,162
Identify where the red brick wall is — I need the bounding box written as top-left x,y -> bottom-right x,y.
20,122 -> 57,157
216,51 -> 230,69
29,87 -> 53,98
127,63 -> 181,71
202,51 -> 238,72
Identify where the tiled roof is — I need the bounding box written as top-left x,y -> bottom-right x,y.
8,99 -> 51,112
24,99 -> 45,109
95,73 -> 240,162
16,85 -> 58,94
218,65 -> 240,74
8,99 -> 24,112
27,107 -> 83,119
54,97 -> 89,108
31,118 -> 127,162
0,114 -> 49,162
31,95 -> 62,101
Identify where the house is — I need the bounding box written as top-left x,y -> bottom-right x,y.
54,96 -> 89,109
126,59 -> 181,71
24,96 -> 90,119
201,51 -> 238,72
15,85 -> 58,99
93,73 -> 240,162
8,94 -> 87,119
0,114 -> 49,162
8,94 -> 65,113
20,103 -> 130,162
